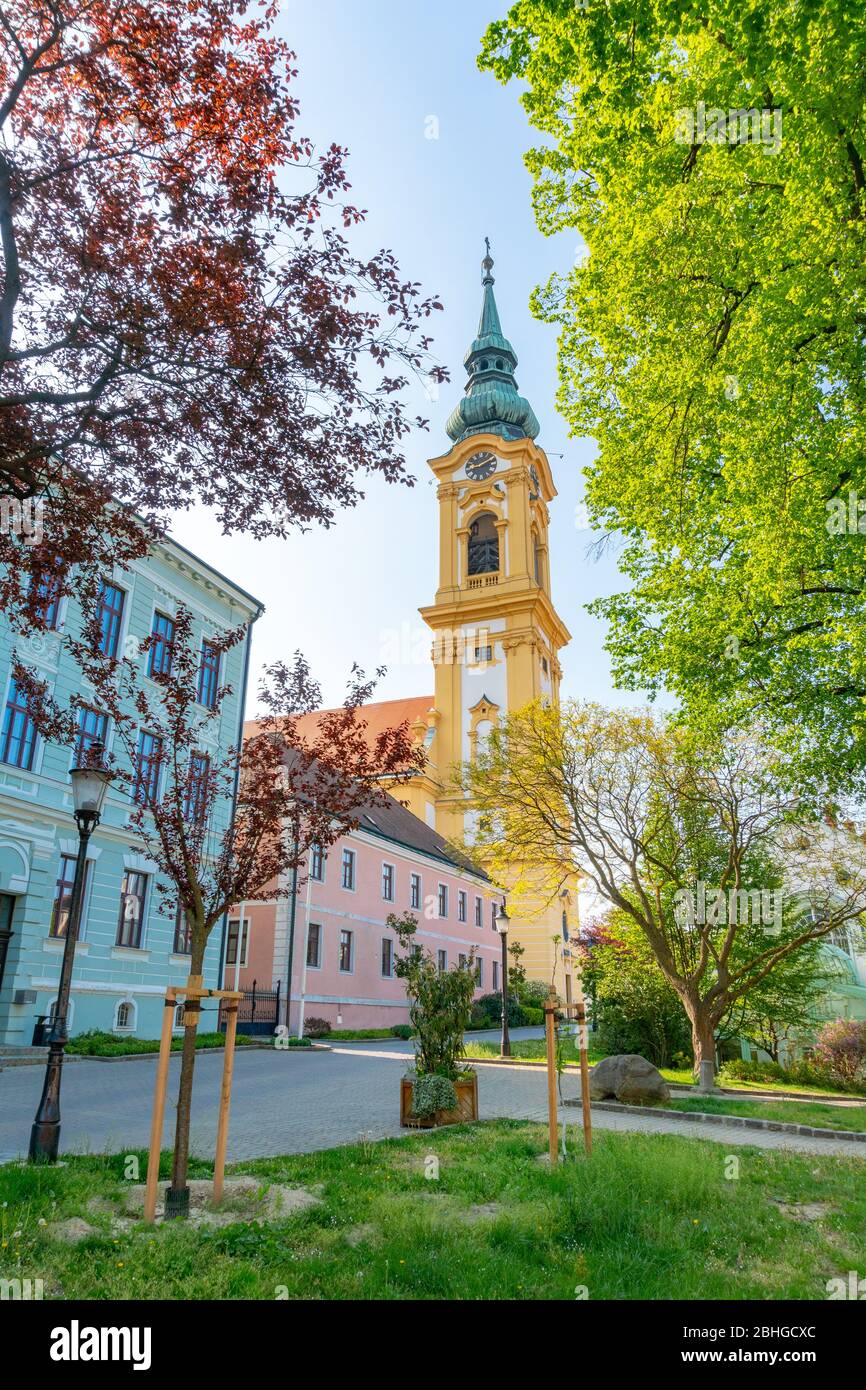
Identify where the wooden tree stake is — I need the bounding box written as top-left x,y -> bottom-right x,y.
544,987 -> 559,1165
143,983 -> 243,1223
574,975 -> 593,1156
212,1001 -> 239,1203
144,993 -> 176,1222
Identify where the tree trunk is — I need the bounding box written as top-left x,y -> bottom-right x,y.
690,1011 -> 717,1079
167,940 -> 206,1217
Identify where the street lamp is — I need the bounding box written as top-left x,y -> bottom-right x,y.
29,744 -> 112,1163
493,901 -> 511,1058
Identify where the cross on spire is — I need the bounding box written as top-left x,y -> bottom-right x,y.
481,237 -> 495,285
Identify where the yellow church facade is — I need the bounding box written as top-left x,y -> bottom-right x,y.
396,245 -> 579,1002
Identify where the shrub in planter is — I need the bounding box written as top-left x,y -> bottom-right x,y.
523,1006 -> 544,1027
389,911 -> 479,1126
303,1016 -> 332,1039
390,1024 -> 413,1039
410,1073 -> 458,1118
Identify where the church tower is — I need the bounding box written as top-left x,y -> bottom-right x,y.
417,246 -> 574,991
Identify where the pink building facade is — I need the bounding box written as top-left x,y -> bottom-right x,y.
223,792 -> 503,1032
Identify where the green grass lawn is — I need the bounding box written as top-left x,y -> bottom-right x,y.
463,1039 -> 860,1099
316,1028 -> 410,1041
464,1037 -> 607,1067
717,1075 -> 865,1099
1,1121 -> 863,1300
669,1096 -> 866,1132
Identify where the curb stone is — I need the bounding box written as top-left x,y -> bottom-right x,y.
1,1041 -> 327,1065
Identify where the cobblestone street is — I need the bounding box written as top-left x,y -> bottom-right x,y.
2,1032 -> 863,1164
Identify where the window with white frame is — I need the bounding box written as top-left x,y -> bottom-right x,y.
341,848 -> 356,890
474,895 -> 482,928
458,890 -> 467,922
410,873 -> 421,909
48,997 -> 75,1031
437,883 -> 448,918
476,958 -> 483,987
437,948 -> 447,973
339,928 -> 353,972
492,959 -> 500,992
381,862 -> 394,902
309,843 -> 325,882
306,922 -> 322,968
173,904 -> 192,955
225,916 -> 249,967
381,937 -> 394,977
114,999 -> 136,1032
116,871 -> 148,948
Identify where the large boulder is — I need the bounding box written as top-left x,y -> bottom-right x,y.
589,1054 -> 670,1105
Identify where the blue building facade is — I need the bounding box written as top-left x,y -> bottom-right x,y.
0,537 -> 261,1047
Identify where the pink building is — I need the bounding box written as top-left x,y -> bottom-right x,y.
223,790 -> 503,1032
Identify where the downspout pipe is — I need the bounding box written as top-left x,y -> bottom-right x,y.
284,844 -> 299,1030
217,602 -> 263,986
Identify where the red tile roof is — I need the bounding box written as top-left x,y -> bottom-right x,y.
244,694 -> 434,751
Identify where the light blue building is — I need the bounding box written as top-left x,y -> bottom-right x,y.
0,536 -> 261,1047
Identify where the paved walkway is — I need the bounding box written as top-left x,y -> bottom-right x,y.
1,1038 -> 863,1164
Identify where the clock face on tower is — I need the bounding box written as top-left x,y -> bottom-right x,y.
465,450 -> 497,481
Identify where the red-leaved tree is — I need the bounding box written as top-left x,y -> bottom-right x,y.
0,1 -> 446,629
20,606 -> 417,1207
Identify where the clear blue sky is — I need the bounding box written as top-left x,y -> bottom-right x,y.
171,0 -> 644,714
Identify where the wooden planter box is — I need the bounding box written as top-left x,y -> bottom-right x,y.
400,1072 -> 479,1128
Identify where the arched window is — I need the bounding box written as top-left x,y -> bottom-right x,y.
533,534 -> 543,585
48,997 -> 75,1031
467,513 -> 499,575
114,998 -> 136,1032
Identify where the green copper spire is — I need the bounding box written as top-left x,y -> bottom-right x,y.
445,240 -> 540,445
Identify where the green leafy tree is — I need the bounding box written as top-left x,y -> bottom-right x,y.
719,937 -> 846,1062
579,915 -> 693,1069
390,912 -> 476,1079
461,699 -> 866,1074
480,2 -> 866,791
507,938 -> 528,996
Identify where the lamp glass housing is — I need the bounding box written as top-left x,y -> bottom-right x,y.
70,762 -> 112,819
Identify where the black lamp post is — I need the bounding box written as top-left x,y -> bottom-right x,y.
29,746 -> 112,1163
493,901 -> 511,1058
